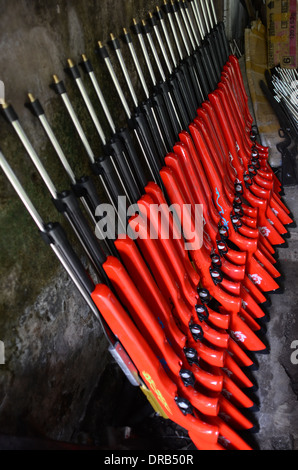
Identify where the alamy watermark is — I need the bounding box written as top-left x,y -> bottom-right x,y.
0,80 -> 4,105
94,196 -> 204,251
0,341 -> 4,365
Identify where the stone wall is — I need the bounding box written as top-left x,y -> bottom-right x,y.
0,0 -> 223,444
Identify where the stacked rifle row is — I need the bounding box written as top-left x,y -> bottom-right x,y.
0,0 -> 294,450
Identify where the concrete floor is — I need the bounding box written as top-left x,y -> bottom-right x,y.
246,184 -> 298,451
237,56 -> 298,450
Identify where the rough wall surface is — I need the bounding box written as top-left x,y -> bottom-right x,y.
0,0 -> 199,443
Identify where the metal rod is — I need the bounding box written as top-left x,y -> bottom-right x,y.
177,0 -> 196,53
98,39 -> 159,197
27,94 -> 102,232
110,34 -> 139,109
122,27 -> 168,154
53,75 -> 96,164
182,0 -> 200,48
123,28 -> 150,99
194,0 -> 207,36
81,54 -> 116,134
133,18 -> 157,86
156,6 -> 178,68
141,18 -> 182,129
163,1 -> 184,61
10,113 -> 109,273
67,59 -> 107,146
210,0 -> 218,24
52,76 -> 125,225
171,0 -> 191,56
205,0 -> 215,29
198,0 -> 211,34
142,19 -> 166,82
189,0 -> 204,41
27,94 -> 76,186
148,11 -> 173,74
98,41 -> 132,119
5,109 -> 57,199
0,150 -> 44,232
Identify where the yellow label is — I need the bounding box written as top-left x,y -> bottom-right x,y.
142,371 -> 173,415
140,385 -> 169,420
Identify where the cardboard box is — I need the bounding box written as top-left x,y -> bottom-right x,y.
266,0 -> 297,68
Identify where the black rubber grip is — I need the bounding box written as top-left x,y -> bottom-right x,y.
148,13 -> 157,26
91,155 -> 125,207
158,81 -> 181,137
51,79 -> 66,95
122,31 -> 132,44
204,39 -> 220,87
192,50 -> 210,99
173,68 -> 194,123
178,61 -> 198,117
117,127 -> 148,190
131,21 -> 143,35
142,22 -> 151,34
54,190 -> 114,277
26,97 -> 44,117
162,1 -> 172,14
182,56 -> 199,101
80,58 -> 94,74
1,104 -> 18,123
211,29 -> 225,69
105,136 -> 141,203
151,90 -> 175,150
139,100 -> 166,165
205,35 -> 221,82
72,175 -> 101,210
110,36 -> 121,51
129,112 -> 164,189
212,24 -> 226,65
72,175 -> 120,257
155,8 -> 163,21
171,1 -> 179,12
169,75 -> 189,130
198,45 -> 217,91
66,63 -> 81,80
186,54 -> 204,107
219,22 -> 230,60
97,44 -> 110,60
